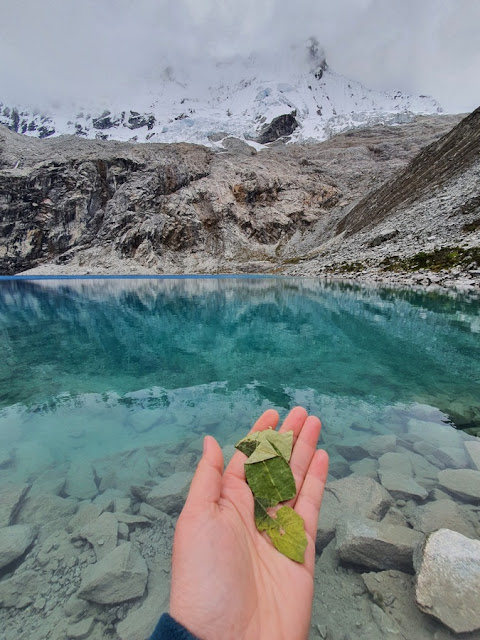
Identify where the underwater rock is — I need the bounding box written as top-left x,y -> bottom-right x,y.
349,458 -> 378,479
66,615 -> 96,639
16,494 -> 77,536
381,506 -> 408,527
363,435 -> 397,458
66,504 -> 103,534
414,529 -> 480,633
0,524 -> 37,570
146,472 -> 192,516
378,469 -> 428,501
65,461 -> 98,500
76,512 -> 118,560
328,458 -> 351,479
438,469 -> 480,502
116,556 -> 170,640
336,517 -> 423,573
0,483 -> 30,527
464,441 -> 480,471
335,443 -> 368,461
409,499 -> 478,539
30,469 -> 66,496
78,542 -> 148,604
0,569 -> 40,608
316,476 -> 393,553
407,419 -> 462,449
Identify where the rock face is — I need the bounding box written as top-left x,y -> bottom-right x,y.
414,529 -> 480,633
0,113 -> 464,276
336,518 -> 423,573
0,525 -> 37,569
78,542 -> 148,604
256,113 -> 299,144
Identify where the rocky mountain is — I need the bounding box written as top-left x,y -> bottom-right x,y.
1,112 -> 469,277
0,41 -> 441,147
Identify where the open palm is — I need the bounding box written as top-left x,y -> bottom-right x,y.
170,407 -> 329,640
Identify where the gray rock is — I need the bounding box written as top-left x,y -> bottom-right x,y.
93,488 -> 126,511
316,476 -> 393,553
77,512 -> 118,560
78,542 -> 148,604
116,555 -> 170,640
257,113 -> 299,144
221,137 -> 257,156
336,517 -> 423,573
114,512 -> 152,526
63,594 -> 90,619
407,419 -> 461,449
66,503 -> 103,534
432,446 -> 468,469
66,616 -> 95,639
414,529 -> 480,633
113,497 -> 131,513
362,570 -> 453,640
367,228 -> 398,247
465,440 -> 480,470
0,449 -> 13,468
0,483 -> 30,527
349,458 -> 379,478
381,506 -> 408,527
146,472 -> 192,515
30,469 -> 66,496
138,502 -> 172,524
409,499 -> 478,538
328,458 -> 351,479
65,461 -> 98,500
16,494 -> 77,541
438,468 -> 480,502
0,525 -> 37,569
378,469 -> 428,501
378,452 -> 413,476
335,443 -> 368,461
0,569 -> 40,608
363,435 -> 398,458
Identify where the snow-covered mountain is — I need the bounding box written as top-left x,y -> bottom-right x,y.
0,40 -> 442,147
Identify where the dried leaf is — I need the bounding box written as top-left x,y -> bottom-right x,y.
265,506 -> 307,563
245,455 -> 296,506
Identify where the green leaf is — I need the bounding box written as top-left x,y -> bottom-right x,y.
254,498 -> 276,531
265,506 -> 308,563
245,455 -> 296,506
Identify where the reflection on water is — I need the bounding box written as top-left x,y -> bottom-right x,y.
0,277 -> 479,640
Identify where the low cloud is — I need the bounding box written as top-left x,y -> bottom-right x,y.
1,0 -> 478,113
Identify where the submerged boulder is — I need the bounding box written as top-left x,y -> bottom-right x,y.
78,542 -> 148,604
0,525 -> 37,570
0,483 -> 30,527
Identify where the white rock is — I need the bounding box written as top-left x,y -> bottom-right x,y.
415,529 -> 480,633
0,525 -> 37,569
78,542 -> 148,604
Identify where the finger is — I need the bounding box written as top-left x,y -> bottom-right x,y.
183,436 -> 224,509
284,415 -> 322,507
278,406 -> 308,443
294,449 -> 329,571
224,409 -> 279,480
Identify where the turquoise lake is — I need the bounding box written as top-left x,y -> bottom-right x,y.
1,276 -> 480,640
1,276 -> 479,476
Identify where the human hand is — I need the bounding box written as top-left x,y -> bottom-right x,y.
169,406 -> 329,640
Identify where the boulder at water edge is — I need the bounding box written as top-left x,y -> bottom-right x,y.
414,529 -> 480,633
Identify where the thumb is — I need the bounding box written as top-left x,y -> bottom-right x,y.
184,436 -> 224,509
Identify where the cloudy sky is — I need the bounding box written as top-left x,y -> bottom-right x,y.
1,0 -> 478,113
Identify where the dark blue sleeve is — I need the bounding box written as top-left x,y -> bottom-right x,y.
150,613 -> 200,640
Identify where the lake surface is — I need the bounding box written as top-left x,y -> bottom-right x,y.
1,277 -> 479,640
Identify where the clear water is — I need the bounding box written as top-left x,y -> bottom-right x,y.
1,277 -> 480,639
